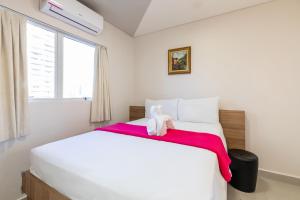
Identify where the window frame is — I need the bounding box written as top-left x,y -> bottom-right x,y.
27,20 -> 97,102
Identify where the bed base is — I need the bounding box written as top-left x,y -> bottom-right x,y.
22,171 -> 70,200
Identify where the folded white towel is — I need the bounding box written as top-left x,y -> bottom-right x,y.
146,105 -> 175,136
150,105 -> 163,118
146,118 -> 157,136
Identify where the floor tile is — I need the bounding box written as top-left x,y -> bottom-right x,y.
228,175 -> 300,200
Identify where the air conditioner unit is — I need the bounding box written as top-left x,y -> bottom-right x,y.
40,0 -> 103,35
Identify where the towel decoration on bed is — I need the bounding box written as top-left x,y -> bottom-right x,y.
146,105 -> 175,136
95,123 -> 232,182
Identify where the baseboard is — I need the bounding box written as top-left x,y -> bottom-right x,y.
16,194 -> 27,200
259,168 -> 300,185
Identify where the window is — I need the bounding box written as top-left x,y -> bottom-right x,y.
27,22 -> 56,98
63,37 -> 95,98
27,21 -> 96,99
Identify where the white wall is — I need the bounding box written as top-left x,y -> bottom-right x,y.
134,0 -> 300,178
0,0 -> 135,200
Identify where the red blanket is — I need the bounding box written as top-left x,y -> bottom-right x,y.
95,123 -> 231,182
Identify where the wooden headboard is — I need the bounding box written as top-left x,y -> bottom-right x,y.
129,106 -> 245,150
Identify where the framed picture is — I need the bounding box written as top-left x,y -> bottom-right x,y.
168,46 -> 191,75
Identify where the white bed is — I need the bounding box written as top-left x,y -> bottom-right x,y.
30,118 -> 227,200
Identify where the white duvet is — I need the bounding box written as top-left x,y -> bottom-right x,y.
30,119 -> 227,200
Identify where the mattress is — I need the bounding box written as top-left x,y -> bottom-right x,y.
30,119 -> 227,200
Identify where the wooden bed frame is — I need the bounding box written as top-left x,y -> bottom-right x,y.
22,106 -> 245,200
22,171 -> 70,200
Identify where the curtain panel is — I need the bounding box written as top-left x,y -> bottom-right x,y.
0,9 -> 28,142
90,46 -> 111,123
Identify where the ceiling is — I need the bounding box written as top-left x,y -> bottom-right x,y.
79,0 -> 273,37
78,0 -> 152,36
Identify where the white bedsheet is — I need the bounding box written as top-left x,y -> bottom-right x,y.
30,119 -> 227,200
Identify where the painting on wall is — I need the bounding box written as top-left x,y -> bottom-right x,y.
168,46 -> 191,75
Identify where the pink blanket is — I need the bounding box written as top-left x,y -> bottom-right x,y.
95,123 -> 231,182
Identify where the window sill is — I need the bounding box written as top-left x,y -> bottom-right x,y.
28,98 -> 92,103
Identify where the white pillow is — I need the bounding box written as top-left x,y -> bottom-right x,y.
178,97 -> 219,123
145,99 -> 178,120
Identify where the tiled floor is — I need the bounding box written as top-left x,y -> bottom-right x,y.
228,175 -> 300,200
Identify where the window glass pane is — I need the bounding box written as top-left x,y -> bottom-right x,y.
63,37 -> 95,98
27,22 -> 56,98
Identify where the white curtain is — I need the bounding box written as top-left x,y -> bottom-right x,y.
0,9 -> 28,142
90,46 -> 111,122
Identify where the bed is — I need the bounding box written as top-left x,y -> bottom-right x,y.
22,106 -> 245,200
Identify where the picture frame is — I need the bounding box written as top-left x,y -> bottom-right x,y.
168,46 -> 191,75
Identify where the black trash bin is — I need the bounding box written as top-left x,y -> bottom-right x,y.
229,149 -> 258,193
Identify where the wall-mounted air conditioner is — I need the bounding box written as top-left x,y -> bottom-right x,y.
40,0 -> 103,35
